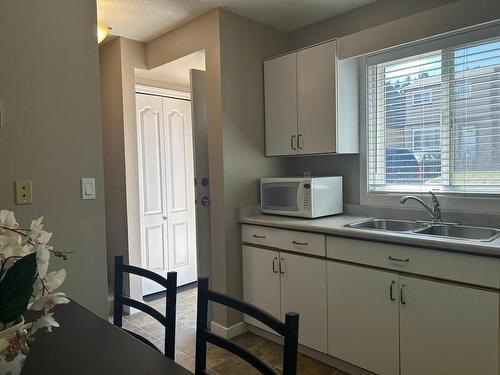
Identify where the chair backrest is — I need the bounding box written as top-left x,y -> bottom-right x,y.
113,255 -> 177,360
195,277 -> 299,375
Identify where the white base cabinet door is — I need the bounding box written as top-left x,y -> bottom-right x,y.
328,262 -> 400,375
242,245 -> 280,333
280,253 -> 328,352
399,276 -> 499,375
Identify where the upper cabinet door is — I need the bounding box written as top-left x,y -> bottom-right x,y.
297,41 -> 337,155
399,276 -> 499,375
264,54 -> 298,156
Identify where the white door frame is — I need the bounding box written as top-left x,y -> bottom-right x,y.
135,85 -> 191,100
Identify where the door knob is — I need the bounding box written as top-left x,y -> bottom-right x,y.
201,196 -> 210,206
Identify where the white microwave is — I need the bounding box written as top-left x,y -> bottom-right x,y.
260,177 -> 343,218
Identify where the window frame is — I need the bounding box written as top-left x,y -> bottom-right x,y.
359,24 -> 500,212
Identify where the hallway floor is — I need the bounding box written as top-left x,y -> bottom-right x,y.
121,285 -> 346,374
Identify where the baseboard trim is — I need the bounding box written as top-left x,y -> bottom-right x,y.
210,321 -> 248,339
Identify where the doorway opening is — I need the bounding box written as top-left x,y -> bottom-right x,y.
133,50 -> 209,298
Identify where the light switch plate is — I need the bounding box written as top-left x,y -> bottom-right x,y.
15,180 -> 33,205
81,178 -> 96,200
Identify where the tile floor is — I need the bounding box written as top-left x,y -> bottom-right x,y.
118,284 -> 347,374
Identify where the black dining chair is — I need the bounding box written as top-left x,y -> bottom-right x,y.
195,277 -> 299,375
113,255 -> 177,360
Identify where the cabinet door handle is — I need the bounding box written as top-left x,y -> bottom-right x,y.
291,135 -> 297,150
272,257 -> 279,273
298,134 -> 303,150
279,258 -> 285,274
389,280 -> 396,301
388,256 -> 410,264
252,234 -> 265,239
400,284 -> 407,305
292,241 -> 308,246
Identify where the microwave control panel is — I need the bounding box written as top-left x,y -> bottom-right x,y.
303,183 -> 311,209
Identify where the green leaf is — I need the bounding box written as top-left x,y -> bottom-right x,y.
0,253 -> 37,324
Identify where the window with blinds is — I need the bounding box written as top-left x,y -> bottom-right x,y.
367,36 -> 500,194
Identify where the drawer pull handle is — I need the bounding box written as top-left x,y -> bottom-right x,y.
389,280 -> 396,301
252,234 -> 266,239
400,284 -> 407,305
279,258 -> 285,274
292,241 -> 308,246
388,256 -> 410,264
272,257 -> 279,273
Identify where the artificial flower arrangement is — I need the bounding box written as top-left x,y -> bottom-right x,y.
0,210 -> 71,372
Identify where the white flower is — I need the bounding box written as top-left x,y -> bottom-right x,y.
0,210 -> 18,229
35,244 -> 50,278
30,313 -> 59,335
30,217 -> 52,245
32,269 -> 66,299
0,230 -> 21,252
30,292 -> 69,312
0,338 -> 8,353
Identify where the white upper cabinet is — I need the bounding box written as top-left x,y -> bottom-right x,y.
264,40 -> 359,157
264,53 -> 298,156
297,41 -> 336,155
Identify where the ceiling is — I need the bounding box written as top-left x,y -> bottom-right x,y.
97,0 -> 376,42
135,50 -> 206,90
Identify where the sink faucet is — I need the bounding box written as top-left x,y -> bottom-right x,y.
400,191 -> 442,223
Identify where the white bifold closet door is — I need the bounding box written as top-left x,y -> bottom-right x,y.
136,93 -> 197,295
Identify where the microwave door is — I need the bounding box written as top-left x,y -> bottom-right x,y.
261,182 -> 300,212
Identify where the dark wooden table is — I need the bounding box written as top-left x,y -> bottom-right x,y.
21,301 -> 193,374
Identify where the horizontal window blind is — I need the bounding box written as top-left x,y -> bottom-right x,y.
367,36 -> 500,194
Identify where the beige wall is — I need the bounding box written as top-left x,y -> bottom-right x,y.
145,10 -> 233,324
219,9 -> 289,325
99,37 -> 147,300
100,8 -> 290,327
0,0 -> 108,317
289,0 -> 458,49
100,10 -> 225,318
99,38 -> 127,294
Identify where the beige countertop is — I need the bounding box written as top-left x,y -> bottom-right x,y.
239,213 -> 500,259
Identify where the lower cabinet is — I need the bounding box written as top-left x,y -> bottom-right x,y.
328,261 -> 400,375
399,276 -> 499,375
242,245 -> 280,333
328,261 -> 499,375
280,252 -> 328,352
242,226 -> 500,375
242,245 -> 328,352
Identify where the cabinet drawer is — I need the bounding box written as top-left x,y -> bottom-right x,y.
327,236 -> 500,289
278,229 -> 326,257
242,224 -> 279,248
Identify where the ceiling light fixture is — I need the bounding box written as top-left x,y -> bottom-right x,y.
97,23 -> 110,44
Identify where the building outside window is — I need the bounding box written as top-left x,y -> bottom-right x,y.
367,35 -> 500,194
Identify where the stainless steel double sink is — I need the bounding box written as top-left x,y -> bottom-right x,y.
346,218 -> 500,242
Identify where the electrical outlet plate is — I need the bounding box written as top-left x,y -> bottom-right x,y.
15,180 -> 33,205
